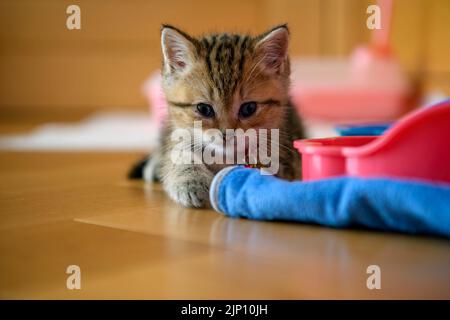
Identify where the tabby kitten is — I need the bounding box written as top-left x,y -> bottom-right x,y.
130,24 -> 304,208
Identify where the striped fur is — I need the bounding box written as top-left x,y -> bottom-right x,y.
131,24 -> 304,208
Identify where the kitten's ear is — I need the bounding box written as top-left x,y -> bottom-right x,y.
161,25 -> 196,73
255,25 -> 289,73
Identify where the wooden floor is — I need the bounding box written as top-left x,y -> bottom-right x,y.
1,149 -> 450,299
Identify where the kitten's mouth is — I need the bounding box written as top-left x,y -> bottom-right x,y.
197,126 -> 278,168
203,139 -> 263,165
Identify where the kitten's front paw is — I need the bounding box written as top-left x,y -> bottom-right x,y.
165,178 -> 211,208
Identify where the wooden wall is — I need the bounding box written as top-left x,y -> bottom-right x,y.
0,0 -> 449,114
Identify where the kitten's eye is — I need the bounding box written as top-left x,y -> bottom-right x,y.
239,102 -> 257,118
196,103 -> 215,118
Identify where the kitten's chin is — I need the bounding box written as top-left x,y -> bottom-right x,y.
203,142 -> 246,160
203,142 -> 242,173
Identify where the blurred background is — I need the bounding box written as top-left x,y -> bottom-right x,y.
0,0 -> 449,138
2,1 -> 450,300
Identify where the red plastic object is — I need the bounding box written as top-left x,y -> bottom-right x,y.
294,100 -> 450,183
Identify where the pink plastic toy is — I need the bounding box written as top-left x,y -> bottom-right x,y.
294,100 -> 450,183
290,0 -> 414,123
142,72 -> 167,128
290,51 -> 412,122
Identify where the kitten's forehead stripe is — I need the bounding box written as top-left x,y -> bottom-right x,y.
198,33 -> 252,106
233,34 -> 240,46
238,36 -> 249,75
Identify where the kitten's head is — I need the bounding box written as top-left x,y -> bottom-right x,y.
160,25 -> 290,158
161,24 -> 290,128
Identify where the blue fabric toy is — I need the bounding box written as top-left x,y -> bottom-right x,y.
209,166 -> 450,237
